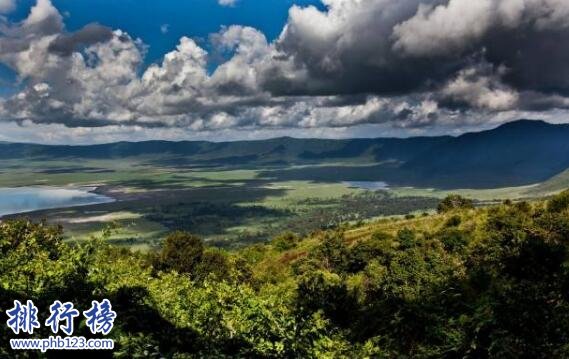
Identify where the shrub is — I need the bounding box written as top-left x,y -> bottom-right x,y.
444,214 -> 462,227
311,232 -> 351,273
397,228 -> 416,249
437,194 -> 474,213
157,231 -> 204,276
548,189 -> 569,213
437,228 -> 469,252
194,249 -> 230,282
271,231 -> 300,251
349,232 -> 395,272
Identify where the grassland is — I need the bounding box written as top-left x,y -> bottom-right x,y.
388,184 -> 540,201
0,153 -> 565,249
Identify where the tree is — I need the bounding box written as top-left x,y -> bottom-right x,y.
193,249 -> 230,283
437,194 -> 474,213
437,228 -> 469,252
311,231 -> 351,273
157,231 -> 204,277
397,228 -> 416,249
271,231 -> 300,251
547,189 -> 569,213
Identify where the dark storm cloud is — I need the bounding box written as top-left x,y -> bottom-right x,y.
0,37 -> 30,54
2,0 -> 569,134
518,91 -> 569,111
0,0 -> 63,69
484,29 -> 569,95
48,23 -> 113,56
262,1 -> 425,96
263,0 -> 569,102
259,0 -> 452,96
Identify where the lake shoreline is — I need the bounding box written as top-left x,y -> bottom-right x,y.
0,186 -> 116,218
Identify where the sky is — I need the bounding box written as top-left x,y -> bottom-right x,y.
1,0 -> 569,144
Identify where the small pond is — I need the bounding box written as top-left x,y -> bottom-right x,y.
342,181 -> 389,191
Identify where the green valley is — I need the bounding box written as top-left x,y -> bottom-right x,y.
2,120 -> 569,248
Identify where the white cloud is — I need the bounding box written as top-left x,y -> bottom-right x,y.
1,0 -> 569,142
393,0 -> 495,57
160,24 -> 169,34
440,66 -> 519,111
393,0 -> 569,57
218,0 -> 237,7
0,0 -> 15,13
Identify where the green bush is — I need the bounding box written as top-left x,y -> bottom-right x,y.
397,228 -> 417,249
156,231 -> 204,276
548,189 -> 569,213
437,194 -> 474,213
444,214 -> 462,227
2,190 -> 569,357
311,231 -> 351,273
437,228 -> 469,252
271,231 -> 300,251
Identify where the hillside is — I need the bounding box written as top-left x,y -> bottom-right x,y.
2,119 -> 569,189
527,168 -> 569,195
0,136 -> 448,165
2,192 -> 569,357
403,120 -> 569,188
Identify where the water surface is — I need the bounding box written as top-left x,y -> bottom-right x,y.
343,181 -> 389,191
0,187 -> 114,217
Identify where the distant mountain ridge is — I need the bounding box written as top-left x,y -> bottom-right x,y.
403,120 -> 569,188
0,135 -> 450,164
2,119 -> 569,189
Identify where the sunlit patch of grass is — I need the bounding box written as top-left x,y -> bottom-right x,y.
388,184 -> 538,201
258,181 -> 363,209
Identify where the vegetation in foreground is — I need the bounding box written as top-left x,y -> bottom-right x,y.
2,191 -> 569,357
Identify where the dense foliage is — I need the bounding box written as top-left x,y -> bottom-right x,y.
437,194 -> 474,213
2,191 -> 569,357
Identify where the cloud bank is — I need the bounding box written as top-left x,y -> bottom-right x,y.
1,0 -> 569,142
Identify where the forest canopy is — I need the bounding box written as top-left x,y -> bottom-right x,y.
1,192 -> 569,357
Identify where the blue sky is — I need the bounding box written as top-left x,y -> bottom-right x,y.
0,0 -> 568,144
6,0 -> 321,66
0,0 -> 323,95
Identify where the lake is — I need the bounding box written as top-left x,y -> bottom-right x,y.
0,187 -> 115,217
343,181 -> 389,191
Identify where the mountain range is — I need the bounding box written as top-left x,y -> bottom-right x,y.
2,119 -> 569,189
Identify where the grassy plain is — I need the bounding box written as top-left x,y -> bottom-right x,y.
0,154 -> 564,249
